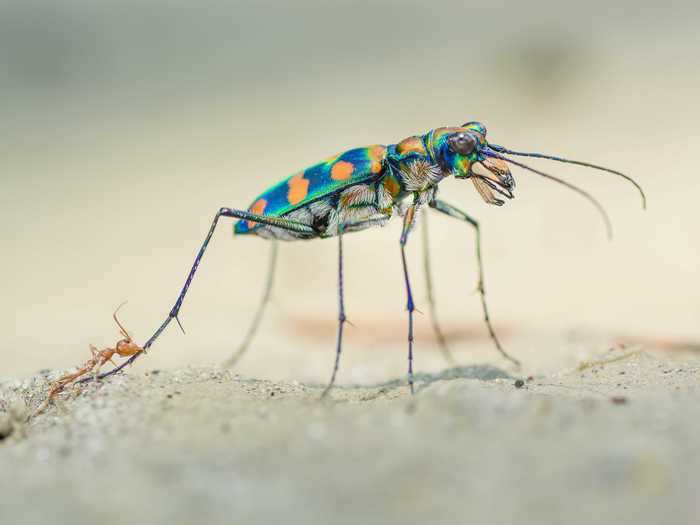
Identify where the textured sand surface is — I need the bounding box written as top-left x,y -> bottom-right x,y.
2,346 -> 699,525
3,3 -> 699,524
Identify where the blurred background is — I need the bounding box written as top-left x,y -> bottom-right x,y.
2,0 -> 699,381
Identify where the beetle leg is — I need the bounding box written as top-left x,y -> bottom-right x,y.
429,199 -> 520,367
223,241 -> 278,369
421,209 -> 457,367
318,214 -> 391,398
321,225 -> 348,398
400,204 -> 419,394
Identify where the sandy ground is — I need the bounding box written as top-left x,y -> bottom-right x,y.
2,339 -> 700,525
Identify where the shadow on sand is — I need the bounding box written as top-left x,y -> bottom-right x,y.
311,364 -> 516,397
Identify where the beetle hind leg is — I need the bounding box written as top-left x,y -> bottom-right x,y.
86,208 -> 317,383
223,241 -> 278,369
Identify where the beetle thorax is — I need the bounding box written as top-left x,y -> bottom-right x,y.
399,158 -> 444,192
392,135 -> 447,193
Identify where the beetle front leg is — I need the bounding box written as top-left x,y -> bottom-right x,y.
421,209 -> 457,367
429,199 -> 520,367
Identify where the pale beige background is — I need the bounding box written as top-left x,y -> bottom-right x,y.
2,0 -> 699,382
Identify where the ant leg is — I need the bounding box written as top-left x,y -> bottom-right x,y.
429,199 -> 520,367
421,209 -> 457,367
321,226 -> 347,398
400,205 -> 419,394
92,209 -> 317,381
223,241 -> 278,369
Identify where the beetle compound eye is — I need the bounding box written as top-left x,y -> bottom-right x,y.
448,133 -> 476,155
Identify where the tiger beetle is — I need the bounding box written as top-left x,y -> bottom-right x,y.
94,121 -> 646,396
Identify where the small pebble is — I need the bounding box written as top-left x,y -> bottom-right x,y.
0,414 -> 13,440
9,400 -> 28,422
514,379 -> 525,389
610,396 -> 628,405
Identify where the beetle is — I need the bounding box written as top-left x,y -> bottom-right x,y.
94,121 -> 645,396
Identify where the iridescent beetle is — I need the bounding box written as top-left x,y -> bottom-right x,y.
98,121 -> 645,395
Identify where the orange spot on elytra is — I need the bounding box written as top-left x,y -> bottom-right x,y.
331,161 -> 355,180
247,198 -> 267,228
287,172 -> 310,205
369,145 -> 386,161
371,161 -> 382,174
396,137 -> 425,155
383,175 -> 401,198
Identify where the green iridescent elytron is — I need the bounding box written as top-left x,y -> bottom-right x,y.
98,121 -> 646,396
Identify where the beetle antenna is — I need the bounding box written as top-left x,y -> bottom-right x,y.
488,145 -> 646,210
492,153 -> 613,240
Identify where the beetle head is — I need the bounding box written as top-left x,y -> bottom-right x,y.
429,121 -> 515,205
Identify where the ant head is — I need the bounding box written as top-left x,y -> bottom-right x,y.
115,339 -> 142,357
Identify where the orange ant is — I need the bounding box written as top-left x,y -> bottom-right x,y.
35,303 -> 143,415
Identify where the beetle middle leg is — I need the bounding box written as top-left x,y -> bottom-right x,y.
400,204 -> 419,394
320,215 -> 389,398
321,226 -> 347,398
429,199 -> 520,367
421,209 -> 457,367
222,241 -> 278,369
